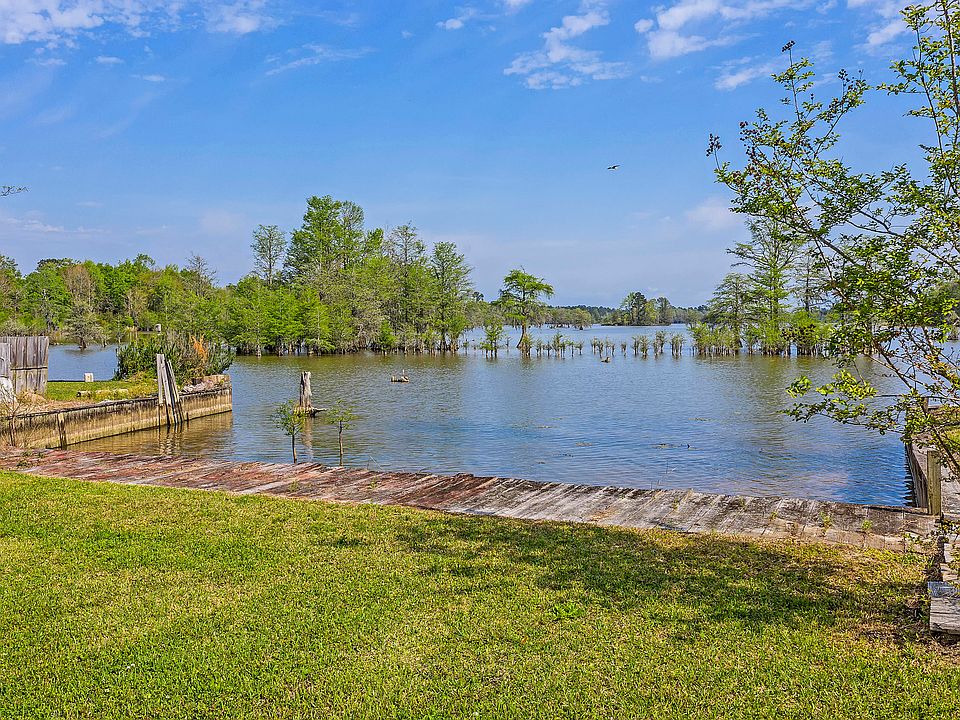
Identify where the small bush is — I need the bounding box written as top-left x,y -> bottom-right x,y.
116,333 -> 234,383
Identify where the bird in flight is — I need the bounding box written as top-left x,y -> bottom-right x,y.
607,164 -> 621,170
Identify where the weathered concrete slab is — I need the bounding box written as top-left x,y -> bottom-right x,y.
0,449 -> 939,552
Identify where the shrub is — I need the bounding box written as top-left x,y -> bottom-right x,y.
115,333 -> 234,383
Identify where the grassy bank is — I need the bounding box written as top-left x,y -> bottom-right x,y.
0,471 -> 957,718
45,379 -> 156,403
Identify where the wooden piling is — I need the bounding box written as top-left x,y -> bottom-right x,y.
299,372 -> 313,411
927,449 -> 943,517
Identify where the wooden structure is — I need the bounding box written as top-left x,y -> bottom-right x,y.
0,336 -> 49,395
907,441 -> 959,521
5,385 -> 232,449
0,449 -> 938,552
155,354 -> 184,427
906,439 -> 960,634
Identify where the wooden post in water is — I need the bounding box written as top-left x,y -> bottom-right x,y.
156,353 -> 171,428
155,354 -> 183,427
164,357 -> 184,426
299,372 -> 313,412
927,449 -> 943,517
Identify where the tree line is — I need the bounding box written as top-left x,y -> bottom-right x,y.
0,195 -> 708,355
691,220 -> 834,356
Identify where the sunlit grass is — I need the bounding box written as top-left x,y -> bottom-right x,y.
0,471 -> 957,718
45,379 -> 156,402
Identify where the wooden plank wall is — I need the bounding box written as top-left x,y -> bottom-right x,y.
0,336 -> 49,395
0,343 -> 9,383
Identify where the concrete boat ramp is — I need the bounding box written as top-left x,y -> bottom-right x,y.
0,449 -> 937,552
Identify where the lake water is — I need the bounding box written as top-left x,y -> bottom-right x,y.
49,326 -> 912,506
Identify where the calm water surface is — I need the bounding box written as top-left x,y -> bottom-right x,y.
50,326 -> 912,506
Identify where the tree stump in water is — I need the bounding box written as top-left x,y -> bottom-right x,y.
299,372 -> 313,412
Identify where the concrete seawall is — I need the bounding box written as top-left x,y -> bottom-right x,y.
6,386 -> 232,449
0,449 -> 938,552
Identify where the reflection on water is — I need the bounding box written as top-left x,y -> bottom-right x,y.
51,326 -> 913,506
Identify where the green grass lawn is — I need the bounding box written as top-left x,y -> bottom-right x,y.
45,379 -> 156,402
0,471 -> 957,718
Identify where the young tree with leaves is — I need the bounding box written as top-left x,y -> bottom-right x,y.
275,399 -> 306,463
710,3 -> 960,466
325,399 -> 358,466
497,269 -> 554,356
251,225 -> 287,287
429,241 -> 472,351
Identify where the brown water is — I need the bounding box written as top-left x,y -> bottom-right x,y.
51,326 -> 912,506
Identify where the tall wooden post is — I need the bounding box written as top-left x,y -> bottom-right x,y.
156,353 -> 171,428
927,449 -> 943,517
299,372 -> 313,412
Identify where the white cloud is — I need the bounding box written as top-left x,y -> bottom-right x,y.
635,0 -> 812,60
207,1 -> 273,34
504,1 -> 629,89
265,44 -> 372,75
29,56 -> 66,67
95,55 -> 124,64
134,73 -> 166,82
0,2 -> 275,47
0,210 -> 101,236
846,0 -> 907,48
437,8 -> 479,30
502,0 -> 533,9
646,29 -> 735,59
684,196 -> 743,231
864,17 -> 905,47
715,59 -> 777,89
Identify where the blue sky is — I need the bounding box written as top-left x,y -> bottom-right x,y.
0,0 -> 919,305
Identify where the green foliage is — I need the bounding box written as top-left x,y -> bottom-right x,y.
497,269 -> 554,355
115,333 -> 234,383
325,399 -> 359,465
711,4 -> 960,463
274,399 -> 306,463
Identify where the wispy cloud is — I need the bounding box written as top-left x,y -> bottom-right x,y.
684,196 -> 744,231
95,55 -> 124,65
265,44 -> 372,75
0,1 -> 275,47
635,0 -> 812,60
134,73 -> 167,82
29,56 -> 66,67
504,1 -> 629,90
848,0 -> 907,49
714,40 -> 829,90
0,211 -> 102,235
207,0 -> 275,35
714,56 -> 781,89
437,8 -> 480,31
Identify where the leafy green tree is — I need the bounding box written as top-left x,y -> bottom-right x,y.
0,255 -> 23,324
705,273 -> 750,345
729,221 -> 799,354
285,195 -> 341,283
429,241 -> 472,351
710,4 -> 960,464
251,225 -> 287,287
620,291 -> 647,325
498,269 -> 554,355
654,297 -> 673,326
275,399 -> 306,463
325,399 -> 358,465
